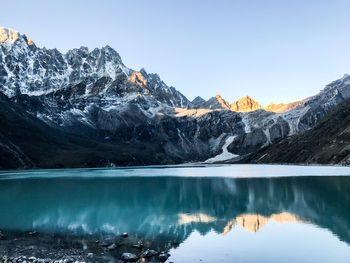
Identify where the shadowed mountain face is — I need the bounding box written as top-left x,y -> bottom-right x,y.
1,27 -> 350,168
0,174 -> 349,245
0,92 -> 175,169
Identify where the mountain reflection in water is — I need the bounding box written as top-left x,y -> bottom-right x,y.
0,174 -> 349,247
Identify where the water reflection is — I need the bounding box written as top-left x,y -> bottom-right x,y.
0,176 -> 349,245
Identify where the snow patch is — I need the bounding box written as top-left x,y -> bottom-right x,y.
205,136 -> 239,163
241,114 -> 252,133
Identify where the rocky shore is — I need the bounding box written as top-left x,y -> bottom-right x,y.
0,230 -> 174,263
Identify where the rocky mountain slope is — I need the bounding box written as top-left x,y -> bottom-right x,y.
0,92 -> 174,169
243,97 -> 350,165
193,94 -> 299,113
1,26 -> 350,168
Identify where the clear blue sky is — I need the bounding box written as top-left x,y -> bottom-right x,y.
2,0 -> 350,105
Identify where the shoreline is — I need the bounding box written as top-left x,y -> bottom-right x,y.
1,162 -> 350,174
0,229 -> 175,263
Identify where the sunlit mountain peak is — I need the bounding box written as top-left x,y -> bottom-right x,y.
128,71 -> 147,87
230,95 -> 263,112
0,27 -> 34,46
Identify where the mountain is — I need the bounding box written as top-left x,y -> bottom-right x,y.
0,91 -> 175,170
243,97 -> 350,165
1,27 -> 350,168
230,95 -> 263,112
191,96 -> 206,107
264,102 -> 295,113
193,94 -> 231,110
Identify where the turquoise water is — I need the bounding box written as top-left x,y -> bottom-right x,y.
0,164 -> 350,262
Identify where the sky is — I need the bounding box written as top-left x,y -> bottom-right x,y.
2,0 -> 350,105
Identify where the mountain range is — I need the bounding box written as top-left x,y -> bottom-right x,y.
1,27 -> 350,169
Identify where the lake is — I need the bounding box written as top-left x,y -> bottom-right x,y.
0,164 -> 350,262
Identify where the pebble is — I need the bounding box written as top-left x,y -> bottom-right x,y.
0,256 -> 91,263
141,249 -> 158,258
120,253 -> 138,262
132,240 -> 143,248
107,243 -> 117,251
100,242 -> 111,247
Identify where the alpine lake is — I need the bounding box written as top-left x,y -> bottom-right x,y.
0,164 -> 349,263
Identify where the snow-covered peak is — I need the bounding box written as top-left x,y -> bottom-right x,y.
0,27 -> 19,43
0,27 -> 34,46
341,74 -> 350,81
0,26 -> 192,117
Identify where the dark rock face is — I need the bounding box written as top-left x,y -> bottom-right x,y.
121,252 -> 138,262
1,27 -> 350,168
0,92 -> 175,169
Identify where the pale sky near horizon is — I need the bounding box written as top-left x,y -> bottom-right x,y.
2,0 -> 350,105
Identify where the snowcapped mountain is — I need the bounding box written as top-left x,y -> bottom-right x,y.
1,26 -> 350,168
0,28 -> 190,107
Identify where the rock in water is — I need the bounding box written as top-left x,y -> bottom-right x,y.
132,240 -> 143,248
141,249 -> 158,258
120,253 -> 138,262
107,243 -> 117,251
0,231 -> 5,240
159,252 -> 171,262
